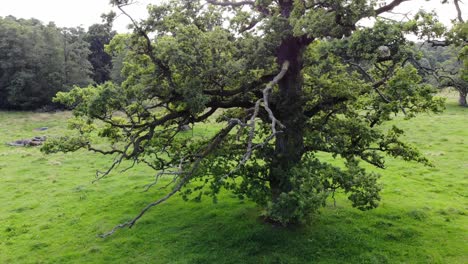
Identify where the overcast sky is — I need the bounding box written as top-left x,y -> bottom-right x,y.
0,0 -> 152,32
0,0 -> 466,32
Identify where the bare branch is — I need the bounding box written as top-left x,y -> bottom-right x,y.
454,0 -> 465,23
98,59 -> 290,237
240,60 -> 289,156
206,0 -> 255,7
99,121 -> 238,237
262,61 -> 289,133
375,0 -> 409,15
143,158 -> 185,192
214,61 -> 290,182
99,173 -> 188,238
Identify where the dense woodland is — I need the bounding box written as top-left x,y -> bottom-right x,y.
0,15 -> 116,110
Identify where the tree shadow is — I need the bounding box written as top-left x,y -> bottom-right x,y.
101,199 -> 437,264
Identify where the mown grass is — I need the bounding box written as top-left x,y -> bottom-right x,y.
0,95 -> 466,263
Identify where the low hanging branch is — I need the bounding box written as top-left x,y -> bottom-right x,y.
100,121 -> 238,238
99,61 -> 290,237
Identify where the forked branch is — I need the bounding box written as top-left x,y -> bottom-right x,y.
216,61 -> 289,182
99,61 -> 290,237
263,60 -> 289,134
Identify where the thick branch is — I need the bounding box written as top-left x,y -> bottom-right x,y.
375,0 -> 409,15
454,0 -> 465,23
207,98 -> 255,109
97,109 -> 189,130
214,61 -> 290,183
427,40 -> 449,47
206,0 -> 255,7
303,97 -> 348,118
99,121 -> 237,237
203,74 -> 275,97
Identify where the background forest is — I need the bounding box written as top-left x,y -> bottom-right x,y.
0,15 -> 115,110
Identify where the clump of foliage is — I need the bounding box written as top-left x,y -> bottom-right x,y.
43,0 -> 452,233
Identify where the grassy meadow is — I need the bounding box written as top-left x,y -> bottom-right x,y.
0,94 -> 467,263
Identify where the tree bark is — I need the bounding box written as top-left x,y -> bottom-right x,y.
264,1 -> 314,223
268,36 -> 306,204
459,90 -> 467,107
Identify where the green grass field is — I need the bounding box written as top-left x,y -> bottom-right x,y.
0,94 -> 466,263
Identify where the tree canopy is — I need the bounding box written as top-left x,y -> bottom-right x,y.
43,0 -> 465,234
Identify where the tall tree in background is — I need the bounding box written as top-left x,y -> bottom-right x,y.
62,27 -> 93,89
434,45 -> 467,106
408,1 -> 467,106
85,12 -> 117,84
46,0 -> 452,234
0,17 -> 64,109
447,16 -> 468,106
107,33 -> 130,85
0,16 -> 93,109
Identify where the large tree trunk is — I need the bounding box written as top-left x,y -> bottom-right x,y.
459,90 -> 467,107
264,1 -> 315,224
267,36 -> 307,221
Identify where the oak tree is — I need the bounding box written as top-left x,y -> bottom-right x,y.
44,0 -> 452,234
406,1 -> 467,106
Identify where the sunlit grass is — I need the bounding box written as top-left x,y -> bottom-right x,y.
0,96 -> 466,263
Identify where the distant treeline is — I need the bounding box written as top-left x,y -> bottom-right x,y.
0,15 -> 116,110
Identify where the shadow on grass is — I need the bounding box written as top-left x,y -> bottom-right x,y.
93,198 -> 437,264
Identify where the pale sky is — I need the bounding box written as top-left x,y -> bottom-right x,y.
0,0 -> 153,32
0,0 -> 466,32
